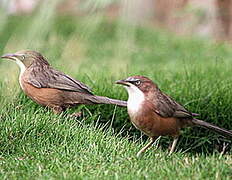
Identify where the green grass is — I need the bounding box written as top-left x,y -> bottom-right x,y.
0,12 -> 232,179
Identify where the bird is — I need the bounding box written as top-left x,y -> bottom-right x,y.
1,50 -> 127,115
116,75 -> 232,157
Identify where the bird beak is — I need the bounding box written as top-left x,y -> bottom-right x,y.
115,79 -> 130,86
1,53 -> 20,61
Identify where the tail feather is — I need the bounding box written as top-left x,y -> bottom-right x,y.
192,119 -> 232,139
88,95 -> 127,107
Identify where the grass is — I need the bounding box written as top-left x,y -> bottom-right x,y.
0,11 -> 232,179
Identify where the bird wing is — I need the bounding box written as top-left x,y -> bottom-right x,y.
153,91 -> 193,118
26,65 -> 93,95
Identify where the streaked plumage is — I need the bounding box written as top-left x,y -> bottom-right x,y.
116,75 -> 232,156
1,50 -> 127,114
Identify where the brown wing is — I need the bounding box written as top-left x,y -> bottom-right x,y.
26,64 -> 93,95
154,90 -> 194,119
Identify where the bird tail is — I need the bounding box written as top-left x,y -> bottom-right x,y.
192,119 -> 232,138
88,95 -> 127,107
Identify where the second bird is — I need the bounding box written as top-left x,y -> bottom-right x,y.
1,50 -> 127,114
116,76 -> 232,157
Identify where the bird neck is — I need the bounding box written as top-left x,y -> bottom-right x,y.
126,85 -> 145,115
15,59 -> 26,89
15,59 -> 26,77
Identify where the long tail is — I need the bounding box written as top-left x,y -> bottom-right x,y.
192,119 -> 232,139
87,95 -> 127,107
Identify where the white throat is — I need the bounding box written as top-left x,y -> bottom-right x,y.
125,84 -> 145,115
13,58 -> 26,88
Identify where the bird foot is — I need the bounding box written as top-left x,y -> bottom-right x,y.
69,111 -> 83,118
136,151 -> 143,158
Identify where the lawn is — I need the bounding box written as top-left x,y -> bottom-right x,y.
0,12 -> 231,179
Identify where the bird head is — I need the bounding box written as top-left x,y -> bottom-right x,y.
116,75 -> 157,98
1,50 -> 49,69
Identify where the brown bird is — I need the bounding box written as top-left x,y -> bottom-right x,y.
1,50 -> 126,114
116,75 -> 232,156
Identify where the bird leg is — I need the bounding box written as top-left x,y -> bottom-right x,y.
137,136 -> 158,157
52,106 -> 82,118
70,111 -> 83,118
169,137 -> 179,155
52,106 -> 64,114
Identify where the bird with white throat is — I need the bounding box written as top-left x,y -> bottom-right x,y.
1,50 -> 127,115
116,75 -> 232,157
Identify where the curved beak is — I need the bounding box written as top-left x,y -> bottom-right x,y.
1,53 -> 20,61
115,79 -> 130,86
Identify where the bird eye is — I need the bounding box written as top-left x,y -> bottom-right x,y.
135,80 -> 141,86
22,55 -> 25,60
